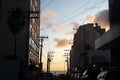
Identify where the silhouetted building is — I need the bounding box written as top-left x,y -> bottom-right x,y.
70,23 -> 105,72
109,0 -> 120,26
0,0 -> 40,79
95,0 -> 120,67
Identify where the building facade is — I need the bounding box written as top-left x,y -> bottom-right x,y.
0,0 -> 40,65
0,0 -> 40,79
29,0 -> 40,65
70,23 -> 105,72
95,0 -> 120,67
87,50 -> 111,67
0,0 -> 30,64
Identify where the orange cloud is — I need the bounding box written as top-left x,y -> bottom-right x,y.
40,16 -> 52,27
52,22 -> 80,35
86,15 -> 95,23
40,10 -> 58,28
52,23 -> 71,33
54,38 -> 72,48
43,10 -> 58,18
52,25 -> 66,33
94,10 -> 110,30
65,31 -> 74,35
70,22 -> 80,29
85,10 -> 110,31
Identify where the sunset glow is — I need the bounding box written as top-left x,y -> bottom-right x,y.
40,0 -> 109,71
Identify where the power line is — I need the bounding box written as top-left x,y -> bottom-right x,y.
40,24 -> 48,37
54,0 -> 101,25
40,0 -> 107,31
84,0 -> 101,18
55,9 -> 87,25
95,0 -> 106,6
56,0 -> 91,23
41,0 -> 46,3
41,0 -> 90,26
55,0 -> 106,25
41,0 -> 54,11
40,0 -> 100,30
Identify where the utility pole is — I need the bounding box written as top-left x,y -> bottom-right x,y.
47,51 -> 54,72
39,36 -> 48,72
64,49 -> 70,73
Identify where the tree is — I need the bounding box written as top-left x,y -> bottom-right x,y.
7,8 -> 25,57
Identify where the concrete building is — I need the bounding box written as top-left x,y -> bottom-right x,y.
70,23 -> 105,72
95,0 -> 120,67
87,50 -> 111,66
29,0 -> 40,65
0,0 -> 40,79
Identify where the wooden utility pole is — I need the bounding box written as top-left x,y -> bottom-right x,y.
47,51 -> 54,72
39,36 -> 48,72
64,49 -> 70,73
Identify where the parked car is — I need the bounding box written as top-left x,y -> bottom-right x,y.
97,70 -> 120,80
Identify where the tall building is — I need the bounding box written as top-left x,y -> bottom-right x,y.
0,0 -> 40,79
29,0 -> 40,65
0,0 -> 30,64
70,23 -> 105,72
95,0 -> 120,67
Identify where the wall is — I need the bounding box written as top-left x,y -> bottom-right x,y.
0,60 -> 19,80
0,0 -> 30,63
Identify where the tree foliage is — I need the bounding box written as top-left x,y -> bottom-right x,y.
7,8 -> 26,35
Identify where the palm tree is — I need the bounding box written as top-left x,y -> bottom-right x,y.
7,8 -> 25,58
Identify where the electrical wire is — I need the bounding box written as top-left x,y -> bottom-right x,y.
56,0 -> 91,23
40,1 -> 91,28
54,0 -> 101,25
41,0 -> 46,3
40,0 -> 107,27
40,24 -> 48,37
41,0 -> 54,11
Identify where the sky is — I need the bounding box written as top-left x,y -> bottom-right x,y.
40,0 -> 109,71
